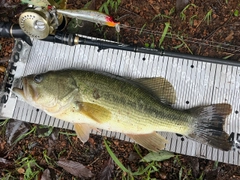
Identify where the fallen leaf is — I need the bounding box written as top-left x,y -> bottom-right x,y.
128,152 -> 139,162
159,172 -> 167,179
176,0 -> 190,12
140,150 -> 175,162
0,66 -> 6,72
225,31 -> 234,42
17,167 -> 25,174
41,169 -> 51,180
0,0 -> 17,8
57,159 -> 93,178
5,119 -> 30,145
189,157 -> 199,177
99,158 -> 114,180
0,157 -> 13,168
205,169 -> 218,180
50,128 -> 60,141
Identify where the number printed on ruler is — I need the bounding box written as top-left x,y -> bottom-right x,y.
229,132 -> 240,150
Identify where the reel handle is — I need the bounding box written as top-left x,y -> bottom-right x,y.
0,22 -> 32,46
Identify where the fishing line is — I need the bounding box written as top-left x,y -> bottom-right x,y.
119,24 -> 240,54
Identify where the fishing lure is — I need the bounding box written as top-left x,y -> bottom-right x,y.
57,9 -> 120,32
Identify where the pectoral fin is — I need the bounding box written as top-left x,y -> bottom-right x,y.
74,123 -> 92,143
79,102 -> 112,123
126,132 -> 168,152
135,77 -> 176,105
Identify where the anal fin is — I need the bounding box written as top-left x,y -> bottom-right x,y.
126,132 -> 168,152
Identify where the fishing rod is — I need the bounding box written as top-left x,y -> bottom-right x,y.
0,22 -> 32,46
2,19 -> 239,55
119,24 -> 240,54
42,31 -> 240,67
42,31 -> 164,54
1,20 -> 240,67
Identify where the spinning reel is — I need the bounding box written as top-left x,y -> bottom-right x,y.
18,0 -> 120,40
19,6 -> 66,39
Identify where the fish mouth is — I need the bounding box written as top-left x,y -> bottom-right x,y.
12,86 -> 24,99
12,77 -> 36,102
23,77 -> 38,102
12,77 -> 26,99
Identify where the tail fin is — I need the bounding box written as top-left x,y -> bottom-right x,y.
187,103 -> 233,151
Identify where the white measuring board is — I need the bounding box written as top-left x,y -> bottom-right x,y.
2,38 -> 240,166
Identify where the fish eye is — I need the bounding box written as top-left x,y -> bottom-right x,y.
33,75 -> 43,83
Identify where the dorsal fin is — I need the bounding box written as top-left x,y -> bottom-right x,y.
134,77 -> 176,105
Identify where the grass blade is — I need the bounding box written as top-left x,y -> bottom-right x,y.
13,126 -> 36,145
104,139 -> 132,174
141,151 -> 175,163
132,162 -> 154,176
139,23 -> 147,35
159,22 -> 170,48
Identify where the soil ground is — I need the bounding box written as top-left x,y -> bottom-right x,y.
1,0 -> 240,179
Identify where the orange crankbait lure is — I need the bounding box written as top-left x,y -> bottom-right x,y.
57,9 -> 120,32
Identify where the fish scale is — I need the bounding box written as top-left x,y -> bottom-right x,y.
73,71 -> 193,133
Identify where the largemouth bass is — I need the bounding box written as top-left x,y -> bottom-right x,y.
13,69 -> 233,151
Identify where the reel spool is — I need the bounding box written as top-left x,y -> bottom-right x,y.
19,8 -> 65,39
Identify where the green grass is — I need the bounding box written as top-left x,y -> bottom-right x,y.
223,53 -> 234,59
0,119 -> 9,137
43,150 -> 54,166
1,170 -> 16,180
173,35 -> 193,54
139,23 -> 147,35
59,130 -> 76,146
104,139 -> 175,179
13,126 -> 36,145
159,22 -> 171,48
99,0 -> 121,14
37,125 -> 54,137
152,14 -> 172,21
234,9 -> 239,16
0,123 -> 43,179
0,119 -> 9,126
169,7 -> 176,16
203,9 -> 213,25
152,7 -> 175,21
174,155 -> 191,180
144,35 -> 155,48
17,155 -> 43,180
189,15 -> 197,26
180,3 -> 197,21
